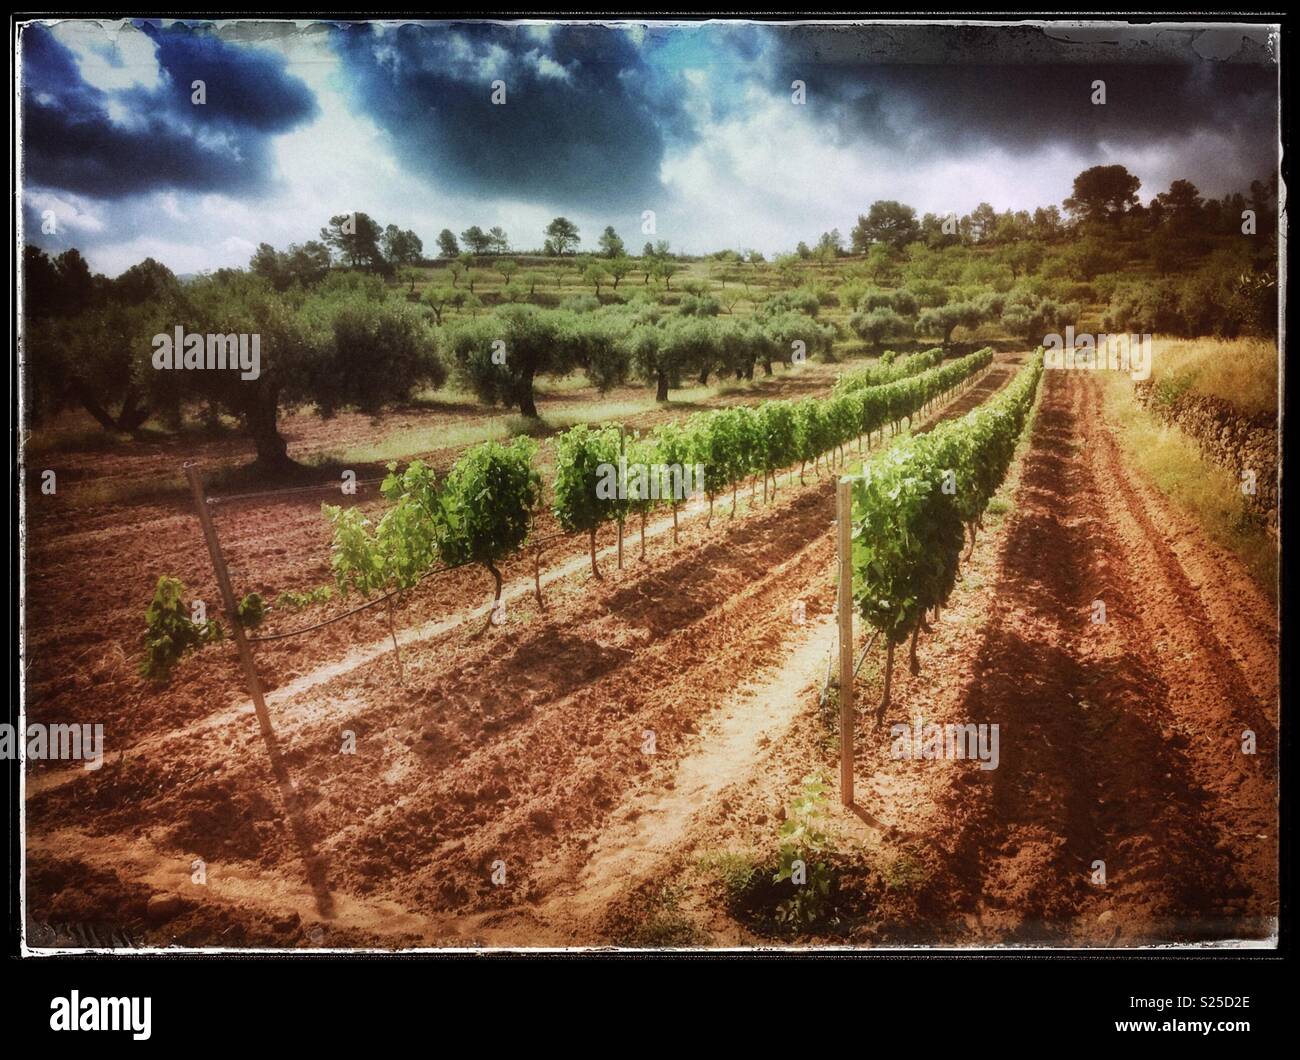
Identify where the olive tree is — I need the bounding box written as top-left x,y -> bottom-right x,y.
445,304 -> 626,418
850,306 -> 914,354
167,273 -> 445,469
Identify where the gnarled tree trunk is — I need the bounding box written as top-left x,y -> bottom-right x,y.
245,382 -> 295,471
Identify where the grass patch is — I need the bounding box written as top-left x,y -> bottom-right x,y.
877,850 -> 928,893
618,883 -> 705,948
23,424 -> 136,458
62,473 -> 189,508
23,411 -> 242,459
698,851 -> 762,908
1145,335 -> 1278,418
1100,373 -> 1277,600
404,384 -> 488,409
540,397 -> 665,429
533,373 -> 595,395
310,418 -> 514,466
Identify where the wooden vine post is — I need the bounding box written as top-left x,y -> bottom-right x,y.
617,425 -> 625,570
836,476 -> 855,807
184,462 -> 275,742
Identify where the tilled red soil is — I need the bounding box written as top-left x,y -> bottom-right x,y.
25,442 -> 848,946
21,362 -> 841,751
23,358 -> 1002,947
858,372 -> 1278,945
602,369 -> 1277,948
25,362 -> 1277,950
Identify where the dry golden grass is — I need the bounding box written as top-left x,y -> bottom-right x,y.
1148,335 -> 1278,418
1100,372 -> 1277,600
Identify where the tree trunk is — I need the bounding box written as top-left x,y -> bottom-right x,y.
672,503 -> 679,544
876,640 -> 895,726
640,511 -> 647,559
909,619 -> 922,675
386,595 -> 403,682
115,385 -> 151,433
656,371 -> 669,402
518,363 -> 539,418
589,527 -> 601,579
484,559 -> 505,632
70,381 -> 119,433
246,383 -> 294,471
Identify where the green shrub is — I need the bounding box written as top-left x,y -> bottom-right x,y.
140,576 -> 224,680
774,774 -> 835,927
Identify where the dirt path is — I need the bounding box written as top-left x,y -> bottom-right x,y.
466,616 -> 839,945
823,369 -> 1275,946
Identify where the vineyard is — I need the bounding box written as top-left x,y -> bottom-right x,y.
140,345 -> 997,682
17,17 -> 1281,959
25,325 -> 1277,951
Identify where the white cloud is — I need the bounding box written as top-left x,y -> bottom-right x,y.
24,189 -> 106,235
86,235 -> 230,276
157,192 -> 186,221
220,235 -> 257,258
529,50 -> 571,81
48,19 -> 161,93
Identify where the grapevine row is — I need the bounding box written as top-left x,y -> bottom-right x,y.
550,347 -> 994,573
339,345 -> 994,604
849,350 -> 1045,718
832,346 -> 944,394
147,347 -> 996,675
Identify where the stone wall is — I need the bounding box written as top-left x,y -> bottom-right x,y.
1132,380 -> 1278,531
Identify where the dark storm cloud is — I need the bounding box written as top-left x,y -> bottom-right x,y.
19,21 -> 317,197
333,20 -> 1276,208
334,22 -> 694,210
764,24 -> 1277,189
802,63 -> 1274,157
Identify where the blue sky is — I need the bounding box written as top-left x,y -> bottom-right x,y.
19,19 -> 1279,276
